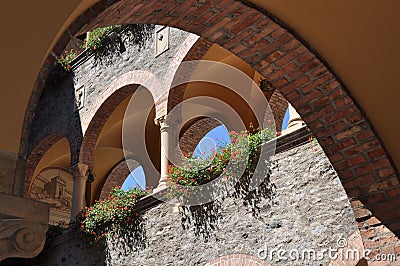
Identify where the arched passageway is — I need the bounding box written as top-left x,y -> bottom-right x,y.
22,0 -> 400,254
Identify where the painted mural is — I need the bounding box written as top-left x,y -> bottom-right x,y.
29,168 -> 73,224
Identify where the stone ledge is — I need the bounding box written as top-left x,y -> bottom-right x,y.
136,126 -> 312,214
0,193 -> 49,261
0,193 -> 49,224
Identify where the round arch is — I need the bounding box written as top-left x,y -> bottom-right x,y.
78,73 -> 161,204
78,69 -> 162,167
24,134 -> 72,198
98,159 -> 144,201
269,89 -> 288,132
23,0 -> 400,250
179,117 -> 223,156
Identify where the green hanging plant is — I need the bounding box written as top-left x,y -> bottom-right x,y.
57,48 -> 81,72
78,187 -> 151,242
82,25 -> 116,52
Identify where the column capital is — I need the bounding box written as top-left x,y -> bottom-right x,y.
0,218 -> 47,261
154,114 -> 181,131
70,163 -> 89,179
154,114 -> 167,127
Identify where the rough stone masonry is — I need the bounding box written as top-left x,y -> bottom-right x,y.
16,142 -> 358,266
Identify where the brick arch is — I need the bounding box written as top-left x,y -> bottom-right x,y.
24,134 -> 71,198
206,254 -> 268,266
22,0 -> 400,252
28,120 -> 82,168
98,159 -> 142,200
79,85 -> 137,167
78,70 -> 160,167
179,117 -> 223,155
80,70 -> 161,136
167,37 -> 213,113
269,89 -> 288,132
156,33 -> 199,116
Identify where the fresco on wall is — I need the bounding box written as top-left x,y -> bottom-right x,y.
29,167 -> 73,225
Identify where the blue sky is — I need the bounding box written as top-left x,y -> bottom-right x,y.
282,108 -> 289,130
193,125 -> 230,158
121,166 -> 146,190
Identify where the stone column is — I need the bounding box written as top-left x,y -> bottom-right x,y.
283,103 -> 305,134
154,115 -> 171,191
70,163 -> 89,222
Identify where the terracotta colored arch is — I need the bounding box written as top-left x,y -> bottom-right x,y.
80,70 -> 162,136
24,133 -> 71,198
78,85 -> 138,167
328,230 -> 367,266
78,69 -> 163,167
22,0 -> 400,252
167,37 -> 213,113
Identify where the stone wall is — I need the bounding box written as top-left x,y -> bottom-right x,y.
0,151 -> 19,194
24,25 -> 193,197
0,231 -> 105,266
114,142 -> 357,266
28,25 -> 191,159
23,2 -> 400,253
26,141 -> 358,266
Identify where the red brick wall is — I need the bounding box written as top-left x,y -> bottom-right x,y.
99,159 -> 142,200
328,230 -> 366,266
179,117 -> 222,155
269,90 -> 288,132
100,160 -> 130,200
22,0 -> 400,253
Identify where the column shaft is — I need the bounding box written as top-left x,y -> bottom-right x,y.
70,163 -> 89,222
